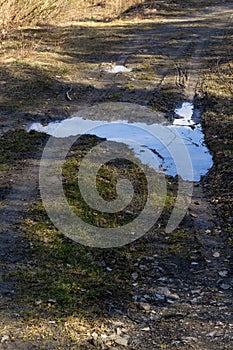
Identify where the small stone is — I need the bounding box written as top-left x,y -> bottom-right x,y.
48,299 -> 56,304
139,264 -> 148,271
144,294 -> 150,299
121,328 -> 128,334
139,302 -> 151,311
190,212 -> 198,218
206,331 -> 217,337
1,335 -> 10,343
131,272 -> 138,280
167,299 -> 176,304
109,333 -> 118,340
158,277 -> 168,282
220,284 -> 231,290
191,297 -> 201,303
172,340 -> 182,345
101,334 -> 107,340
106,267 -> 112,272
115,336 -> 130,346
213,252 -> 220,258
92,332 -> 98,341
125,210 -> 134,215
182,336 -> 198,343
154,293 -> 165,300
218,270 -> 228,277
157,287 -> 180,299
141,326 -> 150,331
116,328 -> 122,336
191,289 -> 201,294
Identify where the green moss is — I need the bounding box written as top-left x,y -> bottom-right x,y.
0,129 -> 46,167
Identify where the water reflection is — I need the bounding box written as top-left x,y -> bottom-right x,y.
29,102 -> 213,181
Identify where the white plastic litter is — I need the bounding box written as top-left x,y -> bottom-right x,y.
105,65 -> 132,73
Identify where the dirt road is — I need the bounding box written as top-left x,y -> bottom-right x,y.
0,2 -> 232,349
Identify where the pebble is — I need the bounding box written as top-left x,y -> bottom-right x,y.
220,284 -> 231,290
191,297 -> 202,304
154,293 -> 165,301
141,326 -> 150,331
139,302 -> 151,311
182,336 -> 198,343
115,336 -> 130,346
218,270 -> 228,277
108,333 -> 118,341
206,330 -> 217,337
125,210 -> 134,215
191,289 -> 202,294
48,298 -> 56,304
92,332 -> 98,341
167,299 -> 176,304
1,335 -> 10,343
131,272 -> 138,280
144,256 -> 154,261
144,294 -> 150,299
116,328 -> 122,336
158,277 -> 168,282
213,252 -> 220,258
190,212 -> 198,218
157,287 -> 180,299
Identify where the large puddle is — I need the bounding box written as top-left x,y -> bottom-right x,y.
29,102 -> 213,182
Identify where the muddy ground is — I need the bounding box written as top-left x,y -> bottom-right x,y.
0,1 -> 232,349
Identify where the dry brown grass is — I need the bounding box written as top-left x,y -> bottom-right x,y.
76,0 -> 144,18
0,0 -> 69,29
0,0 -> 144,31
